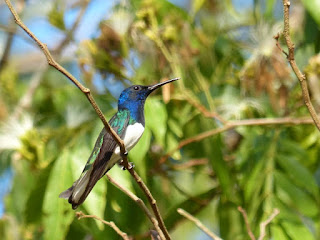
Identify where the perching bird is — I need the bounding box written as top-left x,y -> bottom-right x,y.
59,78 -> 179,209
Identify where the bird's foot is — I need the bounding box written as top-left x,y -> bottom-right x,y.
128,162 -> 135,169
120,150 -> 128,159
121,162 -> 135,171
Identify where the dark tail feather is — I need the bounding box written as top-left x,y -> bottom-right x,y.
60,162 -> 114,209
61,168 -> 95,210
59,185 -> 74,199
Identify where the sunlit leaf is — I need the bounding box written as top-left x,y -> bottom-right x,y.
301,0 -> 320,26
276,154 -> 319,197
275,171 -> 319,217
145,99 -> 167,146
43,151 -> 74,240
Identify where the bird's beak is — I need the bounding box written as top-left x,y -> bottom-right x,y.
148,77 -> 180,91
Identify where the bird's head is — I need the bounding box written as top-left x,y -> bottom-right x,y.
118,78 -> 179,110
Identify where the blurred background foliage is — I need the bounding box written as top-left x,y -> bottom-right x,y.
1,0 -> 320,239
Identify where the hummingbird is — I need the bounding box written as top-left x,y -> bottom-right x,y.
59,78 -> 179,209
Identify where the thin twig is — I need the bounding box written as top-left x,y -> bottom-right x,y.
238,206 -> 256,240
53,0 -> 89,56
5,1 -> 170,239
160,116 -> 314,163
0,0 -> 24,72
12,1 -> 90,119
177,208 -> 222,240
76,211 -> 130,240
106,174 -> 166,240
12,66 -> 45,118
120,162 -> 172,240
273,33 -> 288,58
278,0 -> 320,131
258,209 -> 280,240
4,0 -> 124,151
170,158 -> 208,170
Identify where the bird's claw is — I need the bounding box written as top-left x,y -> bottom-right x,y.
121,162 -> 135,171
128,162 -> 135,169
121,151 -> 128,157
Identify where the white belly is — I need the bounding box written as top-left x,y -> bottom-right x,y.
114,122 -> 145,155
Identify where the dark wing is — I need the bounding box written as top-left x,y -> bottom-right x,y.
60,109 -> 131,209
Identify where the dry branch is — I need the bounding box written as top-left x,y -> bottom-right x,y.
258,209 -> 280,240
160,116 -> 314,164
238,206 -> 280,240
277,0 -> 320,131
177,208 -> 222,240
107,174 -> 165,240
238,206 -> 255,240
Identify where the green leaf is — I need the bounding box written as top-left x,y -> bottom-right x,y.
243,158 -> 265,202
48,4 -> 66,31
208,135 -> 236,201
301,0 -> 320,26
191,0 -> 205,16
275,171 -> 319,217
145,99 -> 167,146
276,154 -> 319,197
164,188 -> 219,231
43,150 -> 74,240
271,225 -> 288,240
282,221 -> 315,240
25,164 -> 53,224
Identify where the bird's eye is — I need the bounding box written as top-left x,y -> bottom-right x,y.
133,86 -> 140,90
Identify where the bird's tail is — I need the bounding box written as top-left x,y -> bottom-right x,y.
59,168 -> 95,209
59,185 -> 75,199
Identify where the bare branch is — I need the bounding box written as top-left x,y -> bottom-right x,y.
0,0 -> 24,72
238,206 -> 256,240
278,0 -> 320,131
12,1 -> 90,119
119,164 -> 172,239
106,174 -> 165,240
258,209 -> 280,240
76,211 -> 130,240
4,1 -> 170,238
160,116 -> 314,163
273,33 -> 288,58
4,0 -> 124,150
177,208 -> 222,240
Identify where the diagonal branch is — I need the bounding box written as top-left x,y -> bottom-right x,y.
13,1 -> 90,119
0,0 -> 24,73
160,116 -> 314,164
177,208 -> 222,240
4,0 -> 124,151
121,164 -> 171,239
238,207 -> 280,240
4,1 -> 171,239
107,174 -> 166,240
278,0 -> 320,131
238,206 -> 256,240
257,209 -> 280,240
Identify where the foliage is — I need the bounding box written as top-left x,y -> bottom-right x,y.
1,0 -> 320,239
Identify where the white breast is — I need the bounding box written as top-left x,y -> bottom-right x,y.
114,122 -> 145,155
